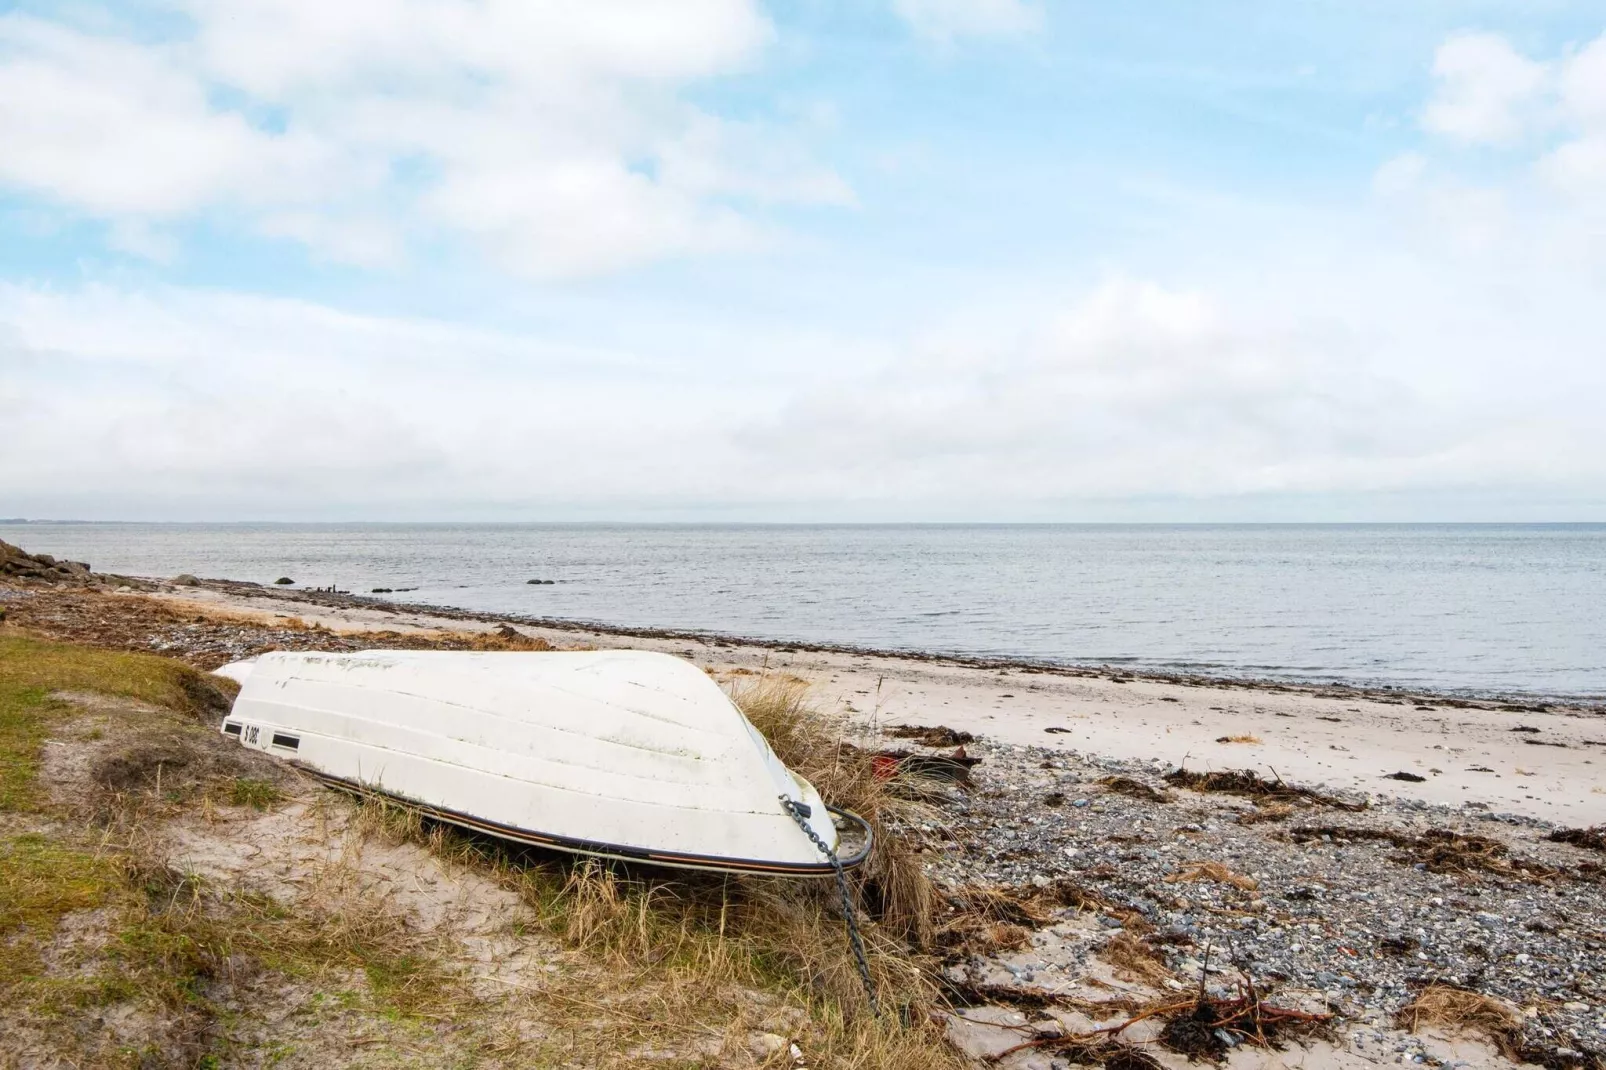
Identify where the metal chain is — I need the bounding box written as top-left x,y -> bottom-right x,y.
780,795 -> 879,1015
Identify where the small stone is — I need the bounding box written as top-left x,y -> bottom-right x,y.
749,1033 -> 788,1057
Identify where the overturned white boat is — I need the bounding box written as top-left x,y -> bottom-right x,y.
217,649 -> 868,876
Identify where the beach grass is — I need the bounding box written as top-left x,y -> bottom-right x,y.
0,628 -> 963,1068
341,675 -> 963,1069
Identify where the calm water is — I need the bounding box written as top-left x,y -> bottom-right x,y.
3,523 -> 1603,699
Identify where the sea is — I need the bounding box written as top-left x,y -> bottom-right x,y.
3,523 -> 1602,700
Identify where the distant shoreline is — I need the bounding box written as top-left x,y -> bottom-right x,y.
8,523 -> 1604,702
8,519 -> 1606,527
176,574 -> 1606,713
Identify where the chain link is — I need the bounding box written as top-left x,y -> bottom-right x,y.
780,796 -> 879,1015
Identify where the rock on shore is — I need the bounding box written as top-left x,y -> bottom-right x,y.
0,539 -> 90,582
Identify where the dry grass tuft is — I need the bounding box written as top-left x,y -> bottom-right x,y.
459,627 -> 556,652
936,885 -> 1052,956
945,885 -> 1057,929
482,853 -> 954,1067
733,677 -> 938,947
1237,802 -> 1295,825
1396,984 -> 1522,1051
1098,932 -> 1175,988
92,730 -> 259,799
934,879 -> 1128,961
1165,861 -> 1259,891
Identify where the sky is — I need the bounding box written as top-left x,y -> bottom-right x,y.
1,0 -> 1604,522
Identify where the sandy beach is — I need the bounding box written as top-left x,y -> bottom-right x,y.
139,578 -> 1606,827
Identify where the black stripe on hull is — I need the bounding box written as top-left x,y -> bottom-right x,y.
299,767 -> 872,878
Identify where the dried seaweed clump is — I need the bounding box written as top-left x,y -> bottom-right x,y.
1396,984 -> 1521,1050
986,973 -> 1331,1065
1164,861 -> 1258,892
1548,826 -> 1606,852
1098,932 -> 1175,988
1163,766 -> 1366,811
884,724 -> 975,747
1289,826 -> 1559,879
1099,776 -> 1172,803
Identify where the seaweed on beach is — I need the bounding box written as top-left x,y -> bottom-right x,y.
1163,766 -> 1366,812
1393,983 -> 1605,1069
1549,826 -> 1606,852
1099,931 -> 1176,988
935,879 -> 1127,960
1288,825 -> 1560,879
885,724 -> 976,747
1236,802 -> 1294,825
984,969 -> 1333,1065
1099,775 -> 1173,803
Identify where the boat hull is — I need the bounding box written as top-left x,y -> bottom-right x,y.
219,649 -> 865,876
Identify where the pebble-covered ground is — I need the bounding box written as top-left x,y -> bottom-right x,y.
908,737 -> 1606,1067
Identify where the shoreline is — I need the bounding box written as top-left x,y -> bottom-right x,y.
102,573 -> 1606,827
176,576 -> 1606,714
3,533 -> 1600,827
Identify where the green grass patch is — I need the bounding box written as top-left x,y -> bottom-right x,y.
226,776 -> 284,810
0,684 -> 54,811
0,834 -> 129,983
0,634 -> 236,812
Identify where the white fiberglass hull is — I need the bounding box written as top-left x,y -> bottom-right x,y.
219,649 -> 864,876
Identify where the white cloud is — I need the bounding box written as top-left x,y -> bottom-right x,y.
0,1 -> 849,276
1540,34 -> 1606,206
1538,135 -> 1606,200
1401,30 -> 1606,255
106,219 -> 180,264
5,265 -> 1602,519
891,0 -> 1042,44
0,17 -> 339,217
1417,29 -> 1606,208
1371,152 -> 1426,197
1559,33 -> 1606,127
731,264 -> 1606,510
735,280 -> 1412,501
1422,31 -> 1550,145
4,23 -> 1606,521
0,283 -> 745,513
